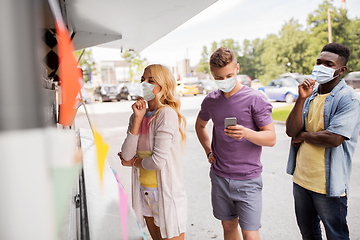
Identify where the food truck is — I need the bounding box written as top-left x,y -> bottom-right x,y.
0,0 -> 216,239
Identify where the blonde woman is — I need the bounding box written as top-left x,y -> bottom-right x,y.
118,64 -> 187,240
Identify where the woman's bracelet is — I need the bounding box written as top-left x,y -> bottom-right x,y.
207,151 -> 212,158
132,158 -> 138,169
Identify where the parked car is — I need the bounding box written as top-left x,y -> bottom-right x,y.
80,88 -> 92,104
258,77 -> 299,103
293,74 -> 313,83
237,75 -> 252,87
279,72 -> 301,79
176,81 -> 198,96
279,73 -> 312,83
117,82 -> 141,100
344,71 -> 360,89
93,84 -> 118,102
195,79 -> 218,94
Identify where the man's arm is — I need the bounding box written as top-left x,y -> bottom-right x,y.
195,116 -> 211,155
291,93 -> 360,148
285,97 -> 306,137
225,122 -> 276,147
286,79 -> 316,137
293,130 -> 345,148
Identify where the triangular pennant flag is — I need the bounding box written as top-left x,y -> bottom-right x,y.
57,23 -> 82,126
111,169 -> 147,239
94,129 -> 109,185
115,173 -> 129,240
48,0 -> 81,126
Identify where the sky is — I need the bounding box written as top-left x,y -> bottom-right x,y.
91,0 -> 360,68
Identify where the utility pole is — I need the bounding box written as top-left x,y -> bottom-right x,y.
342,0 -> 346,10
328,8 -> 333,43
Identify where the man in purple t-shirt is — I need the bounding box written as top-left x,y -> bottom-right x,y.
195,47 -> 276,240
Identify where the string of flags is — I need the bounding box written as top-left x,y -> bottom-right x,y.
47,0 -> 144,239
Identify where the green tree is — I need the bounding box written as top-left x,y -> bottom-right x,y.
347,17 -> 360,72
238,39 -> 252,77
260,19 -> 310,85
199,39 -> 240,73
219,39 -> 240,59
122,50 -> 147,82
306,0 -> 351,70
277,19 -> 310,75
238,38 -> 264,80
197,46 -> 210,74
75,49 -> 96,83
261,34 -> 284,85
197,1 -> 360,85
211,41 -> 218,53
251,38 -> 265,79
237,38 -> 263,79
122,50 -> 135,82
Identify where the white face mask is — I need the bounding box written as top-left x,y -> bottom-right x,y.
215,75 -> 237,93
312,65 -> 341,84
141,82 -> 158,101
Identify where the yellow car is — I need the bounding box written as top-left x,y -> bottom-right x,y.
176,81 -> 199,97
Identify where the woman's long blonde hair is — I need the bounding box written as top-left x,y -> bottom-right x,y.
145,64 -> 186,146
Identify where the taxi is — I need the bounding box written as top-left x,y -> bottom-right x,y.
176,81 -> 198,96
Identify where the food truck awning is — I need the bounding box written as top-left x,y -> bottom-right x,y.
44,0 -> 217,51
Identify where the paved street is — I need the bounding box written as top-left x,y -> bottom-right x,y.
75,94 -> 360,240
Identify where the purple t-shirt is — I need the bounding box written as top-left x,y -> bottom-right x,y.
198,86 -> 273,180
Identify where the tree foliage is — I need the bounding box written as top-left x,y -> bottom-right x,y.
348,18 -> 360,71
121,50 -> 147,82
238,38 -> 264,80
198,0 -> 360,86
75,49 -> 96,83
197,46 -> 210,74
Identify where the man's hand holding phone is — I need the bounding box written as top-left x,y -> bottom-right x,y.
224,117 -> 246,140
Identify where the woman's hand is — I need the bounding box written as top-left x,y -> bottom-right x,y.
132,97 -> 147,119
118,152 -> 135,167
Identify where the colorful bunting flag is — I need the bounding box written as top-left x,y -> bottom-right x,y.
94,129 -> 109,185
115,173 -> 129,240
112,169 -> 147,240
48,0 -> 82,126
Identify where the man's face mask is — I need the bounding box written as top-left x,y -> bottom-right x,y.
312,65 -> 342,84
215,75 -> 237,93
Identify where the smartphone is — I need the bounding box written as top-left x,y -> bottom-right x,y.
224,117 -> 237,129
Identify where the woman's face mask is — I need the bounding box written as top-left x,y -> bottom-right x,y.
141,82 -> 159,101
215,75 -> 237,93
312,65 -> 342,84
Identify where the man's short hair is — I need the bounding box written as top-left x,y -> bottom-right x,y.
321,43 -> 351,65
210,47 -> 236,70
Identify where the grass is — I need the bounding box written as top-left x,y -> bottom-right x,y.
271,104 -> 294,122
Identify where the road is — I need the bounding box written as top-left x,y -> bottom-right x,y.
75,94 -> 360,240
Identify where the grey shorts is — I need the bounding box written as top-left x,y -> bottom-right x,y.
210,170 -> 263,231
